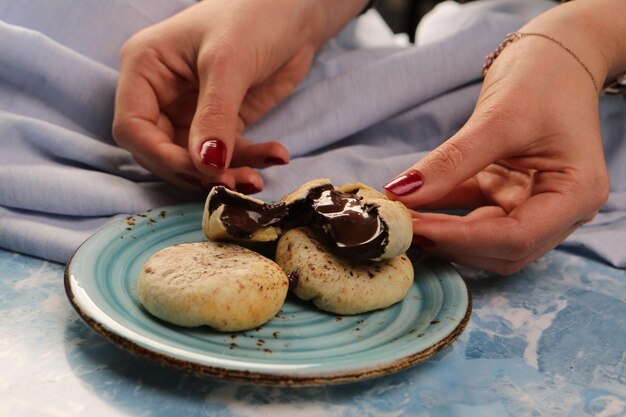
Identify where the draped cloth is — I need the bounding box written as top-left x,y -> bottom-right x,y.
1,0 -> 625,267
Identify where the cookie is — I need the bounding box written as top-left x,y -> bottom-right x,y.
336,182 -> 413,261
275,227 -> 414,315
137,242 -> 288,332
203,179 -> 413,261
280,178 -> 333,206
202,186 -> 285,242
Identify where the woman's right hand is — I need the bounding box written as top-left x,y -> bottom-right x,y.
113,0 -> 368,193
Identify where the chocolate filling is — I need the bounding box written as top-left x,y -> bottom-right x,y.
287,268 -> 300,290
208,187 -> 287,239
307,187 -> 387,260
208,184 -> 389,260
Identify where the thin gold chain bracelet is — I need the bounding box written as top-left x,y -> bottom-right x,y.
483,0 -> 626,97
482,31 -> 599,92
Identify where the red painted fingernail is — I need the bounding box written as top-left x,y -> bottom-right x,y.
236,183 -> 261,195
200,138 -> 227,169
384,170 -> 424,196
412,235 -> 436,247
264,156 -> 288,165
176,172 -> 202,186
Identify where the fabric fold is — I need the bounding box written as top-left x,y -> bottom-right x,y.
1,0 -> 625,269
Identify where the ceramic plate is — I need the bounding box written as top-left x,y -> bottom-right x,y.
65,204 -> 471,386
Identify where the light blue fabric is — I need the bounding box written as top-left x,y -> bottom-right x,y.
1,0 -> 625,267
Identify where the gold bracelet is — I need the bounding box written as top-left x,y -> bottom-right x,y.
557,0 -> 626,95
482,31 -> 599,92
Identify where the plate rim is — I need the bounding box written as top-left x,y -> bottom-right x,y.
64,204 -> 472,386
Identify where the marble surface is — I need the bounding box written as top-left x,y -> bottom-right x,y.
1,247 -> 625,417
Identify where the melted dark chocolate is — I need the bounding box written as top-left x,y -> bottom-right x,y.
208,184 -> 389,260
208,187 -> 287,238
308,187 -> 388,260
287,268 -> 300,290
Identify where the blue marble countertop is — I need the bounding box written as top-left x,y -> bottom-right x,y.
1,247 -> 625,417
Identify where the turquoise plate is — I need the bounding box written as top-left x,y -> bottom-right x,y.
65,203 -> 471,386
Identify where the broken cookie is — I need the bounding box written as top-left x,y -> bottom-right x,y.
202,179 -> 412,261
275,227 -> 414,315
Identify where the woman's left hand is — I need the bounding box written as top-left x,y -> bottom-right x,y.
383,1 -> 623,274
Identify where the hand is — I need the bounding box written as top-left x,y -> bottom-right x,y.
384,1 -> 625,274
113,0 -> 366,193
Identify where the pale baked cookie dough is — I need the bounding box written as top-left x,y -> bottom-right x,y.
276,227 -> 414,315
202,187 -> 284,243
137,242 -> 288,332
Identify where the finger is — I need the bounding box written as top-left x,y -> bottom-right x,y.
416,221 -> 581,275
383,118 -> 515,208
229,166 -> 265,195
114,68 -> 222,192
239,46 -> 315,126
114,84 -> 202,192
188,47 -> 250,177
411,189 -> 591,261
161,89 -> 200,132
412,206 -> 508,222
170,165 -> 267,195
114,84 -> 234,192
231,137 -> 289,168
172,165 -> 265,195
416,178 -> 488,210
113,65 -> 162,153
135,146 -> 267,196
132,143 -> 213,192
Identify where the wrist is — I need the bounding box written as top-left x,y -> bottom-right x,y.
522,0 -> 626,87
564,0 -> 626,81
307,0 -> 370,48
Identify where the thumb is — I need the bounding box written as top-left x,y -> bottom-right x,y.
189,55 -> 249,176
384,124 -> 509,207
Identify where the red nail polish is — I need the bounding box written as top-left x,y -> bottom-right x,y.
200,138 -> 227,169
384,170 -> 424,196
236,183 -> 261,195
176,172 -> 202,186
264,156 -> 288,165
412,235 -> 435,247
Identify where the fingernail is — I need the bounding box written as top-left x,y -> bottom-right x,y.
176,172 -> 202,186
264,156 -> 288,165
236,183 -> 261,195
384,170 -> 424,196
200,138 -> 227,169
412,235 -> 436,247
